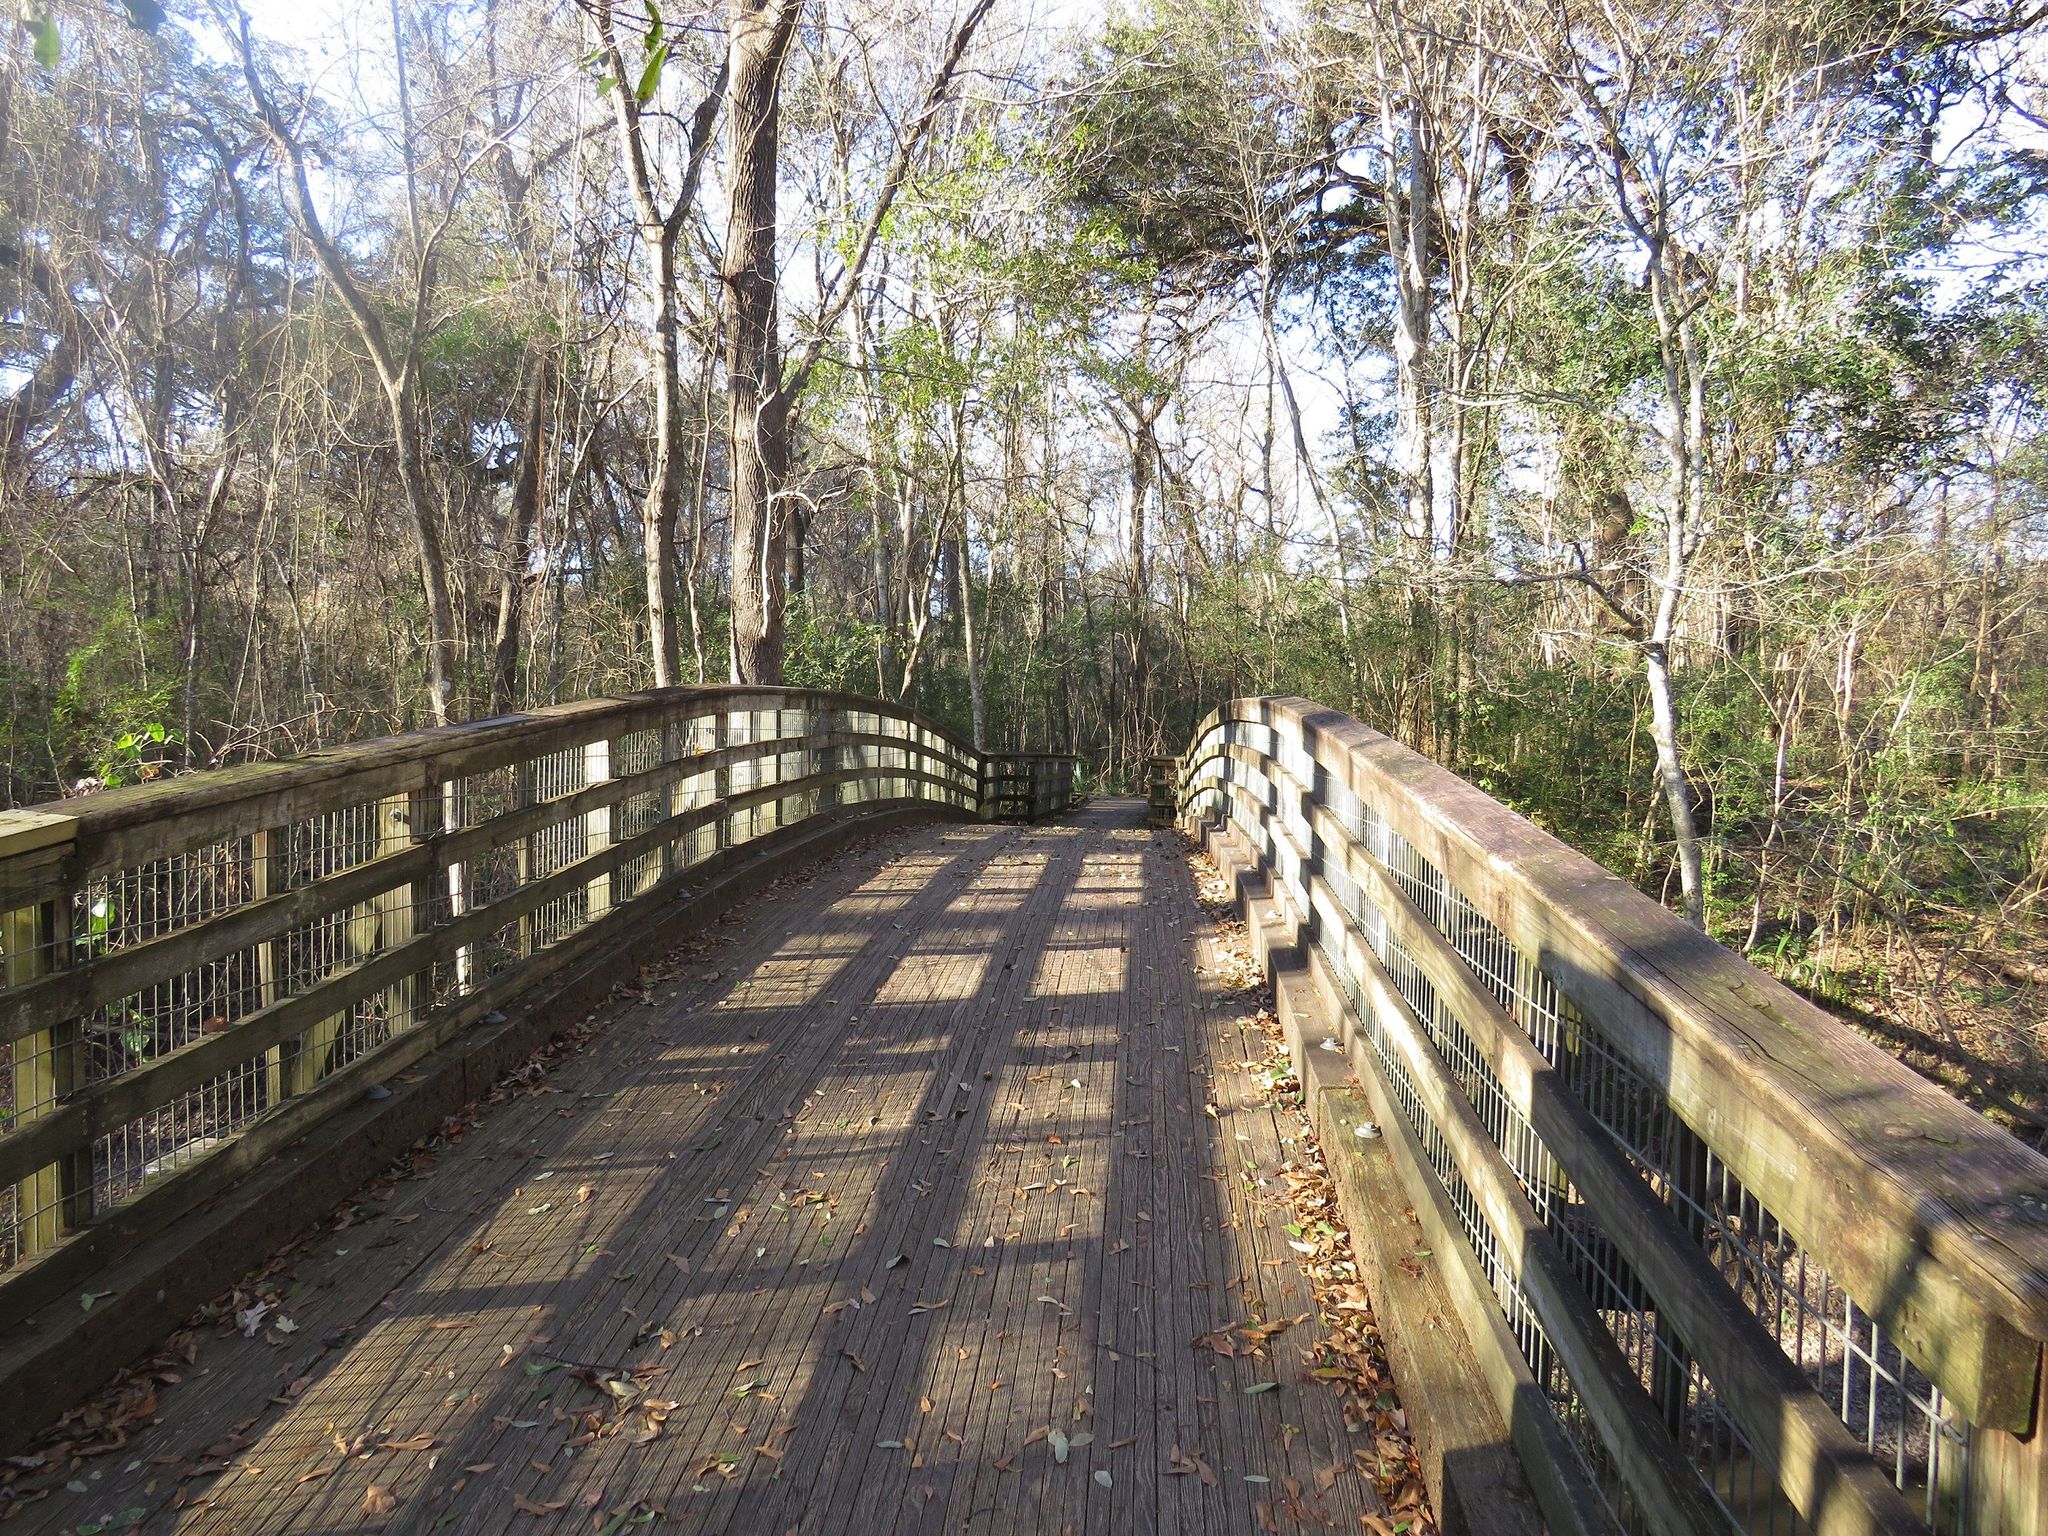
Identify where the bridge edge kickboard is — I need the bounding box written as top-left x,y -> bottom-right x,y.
1193,816 -> 1562,1536
0,804 -> 959,1464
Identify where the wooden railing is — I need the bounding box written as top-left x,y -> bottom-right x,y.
0,687 -> 1019,1304
980,752 -> 1079,824
1145,755 -> 1176,826
1179,697 -> 2048,1536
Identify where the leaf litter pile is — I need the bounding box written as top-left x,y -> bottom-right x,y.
1189,846 -> 1438,1536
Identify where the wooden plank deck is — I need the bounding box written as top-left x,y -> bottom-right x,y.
5,800 -> 1398,1534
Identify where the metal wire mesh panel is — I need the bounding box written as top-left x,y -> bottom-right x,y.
75,834 -> 268,1228
613,728 -> 670,902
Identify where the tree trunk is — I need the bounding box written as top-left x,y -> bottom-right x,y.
721,0 -> 990,685
597,11 -> 725,688
1122,409 -> 1155,783
952,402 -> 985,749
686,350 -> 718,684
642,237 -> 686,687
490,359 -> 547,714
391,379 -> 460,725
1386,99 -> 1435,551
233,7 -> 459,725
1646,581 -> 1705,928
724,0 -> 800,684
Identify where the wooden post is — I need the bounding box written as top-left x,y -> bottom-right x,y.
714,711 -> 732,854
584,738 -> 613,923
659,721 -> 679,881
514,759 -> 537,957
445,778 -> 473,995
2,809 -> 79,1256
820,707 -> 840,814
1971,1344 -> 2048,1535
255,825 -> 286,1106
4,900 -> 56,1254
750,708 -> 765,837
280,811 -> 379,1097
375,790 -> 424,1034
1147,756 -> 1175,825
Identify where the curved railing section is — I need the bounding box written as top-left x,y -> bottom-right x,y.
0,687 -> 986,1294
1179,696 -> 2048,1536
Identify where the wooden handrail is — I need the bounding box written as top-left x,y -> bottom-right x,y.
0,687 -> 980,905
1179,696 -> 2048,1536
0,686 -> 1014,1295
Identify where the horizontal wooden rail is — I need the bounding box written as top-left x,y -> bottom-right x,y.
1178,696 -> 2048,1536
0,686 -> 1047,1298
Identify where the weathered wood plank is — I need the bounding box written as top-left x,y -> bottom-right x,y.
0,773 -> 972,1201
1199,814 -> 1621,1536
0,690 -> 978,910
0,729 -> 970,1053
0,805 -> 962,1452
0,811 -> 74,861
1216,813 -> 1546,1535
4,899 -> 62,1258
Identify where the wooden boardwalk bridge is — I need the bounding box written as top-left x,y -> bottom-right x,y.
0,688 -> 2044,1535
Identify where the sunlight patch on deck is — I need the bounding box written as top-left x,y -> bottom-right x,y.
1030,944 -> 1127,997
875,950 -> 992,1005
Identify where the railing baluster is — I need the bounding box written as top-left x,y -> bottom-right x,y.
4,891 -> 63,1256
713,710 -> 731,855
445,777 -> 472,996
584,738 -> 613,924
254,823 -> 285,1107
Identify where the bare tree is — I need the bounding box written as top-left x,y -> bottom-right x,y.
596,6 -> 726,689
723,0 -> 995,683
227,1 -> 473,724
